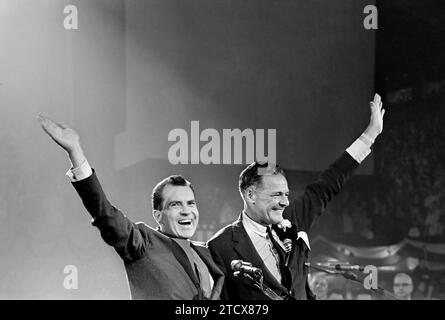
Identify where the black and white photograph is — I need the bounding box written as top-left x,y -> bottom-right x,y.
1,0 -> 445,310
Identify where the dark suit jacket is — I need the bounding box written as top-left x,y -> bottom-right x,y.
208,152 -> 359,300
72,171 -> 225,300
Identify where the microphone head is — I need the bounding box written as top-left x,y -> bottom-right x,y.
251,267 -> 263,278
231,260 -> 263,279
230,260 -> 243,271
231,259 -> 253,271
283,238 -> 292,253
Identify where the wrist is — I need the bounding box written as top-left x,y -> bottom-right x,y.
363,127 -> 379,142
359,133 -> 374,147
68,145 -> 86,168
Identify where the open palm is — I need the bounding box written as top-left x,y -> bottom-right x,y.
369,93 -> 385,134
37,113 -> 80,153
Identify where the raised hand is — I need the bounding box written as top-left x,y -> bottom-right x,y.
37,113 -> 87,168
364,93 -> 385,140
37,113 -> 81,154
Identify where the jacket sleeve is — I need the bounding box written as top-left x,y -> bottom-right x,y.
71,170 -> 150,261
285,151 -> 359,232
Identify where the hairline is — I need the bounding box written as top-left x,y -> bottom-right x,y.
160,184 -> 196,210
241,172 -> 287,195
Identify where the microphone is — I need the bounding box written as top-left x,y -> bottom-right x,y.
316,262 -> 365,272
283,239 -> 292,253
283,239 -> 292,266
231,260 -> 263,279
308,262 -> 359,281
333,264 -> 365,272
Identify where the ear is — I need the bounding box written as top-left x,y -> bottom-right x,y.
153,210 -> 163,227
245,187 -> 256,205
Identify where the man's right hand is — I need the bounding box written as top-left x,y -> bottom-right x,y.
38,113 -> 86,168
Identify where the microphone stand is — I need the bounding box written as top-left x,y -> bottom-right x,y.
235,271 -> 295,300
307,263 -> 400,300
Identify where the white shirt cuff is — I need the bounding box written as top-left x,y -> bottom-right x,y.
66,159 -> 93,182
346,136 -> 372,164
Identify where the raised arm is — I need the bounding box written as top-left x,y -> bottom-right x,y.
284,93 -> 385,230
37,114 -> 148,261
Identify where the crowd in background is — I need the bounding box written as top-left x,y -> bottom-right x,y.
308,271 -> 444,300
376,97 -> 445,240
306,86 -> 445,299
321,89 -> 445,243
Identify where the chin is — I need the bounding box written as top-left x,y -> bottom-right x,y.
179,229 -> 196,239
269,213 -> 284,224
274,218 -> 283,224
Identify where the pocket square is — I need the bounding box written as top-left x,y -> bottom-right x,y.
297,231 -> 311,250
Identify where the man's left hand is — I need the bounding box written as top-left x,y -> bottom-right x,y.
364,93 -> 385,140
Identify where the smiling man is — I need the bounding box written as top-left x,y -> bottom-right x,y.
208,94 -> 385,300
38,114 -> 224,300
152,180 -> 199,239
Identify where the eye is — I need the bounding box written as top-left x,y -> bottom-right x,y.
170,202 -> 181,208
272,193 -> 288,199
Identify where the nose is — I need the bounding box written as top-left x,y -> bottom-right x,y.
180,204 -> 193,215
180,207 -> 191,215
279,195 -> 289,207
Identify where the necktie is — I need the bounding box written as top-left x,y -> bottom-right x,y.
267,226 -> 292,289
190,248 -> 213,299
266,227 -> 283,281
171,238 -> 213,299
266,227 -> 284,263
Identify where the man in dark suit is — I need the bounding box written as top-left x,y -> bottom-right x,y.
38,115 -> 224,300
208,94 -> 385,300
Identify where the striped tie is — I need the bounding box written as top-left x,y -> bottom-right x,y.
266,226 -> 282,281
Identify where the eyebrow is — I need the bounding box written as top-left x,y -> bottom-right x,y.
271,191 -> 290,195
165,200 -> 181,207
166,199 -> 196,206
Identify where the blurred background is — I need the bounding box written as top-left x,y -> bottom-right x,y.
0,0 -> 444,299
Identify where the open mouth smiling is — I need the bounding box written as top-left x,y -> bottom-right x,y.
178,219 -> 192,226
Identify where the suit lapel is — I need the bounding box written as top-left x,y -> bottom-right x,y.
231,215 -> 289,295
192,244 -> 224,278
169,238 -> 201,288
192,243 -> 225,300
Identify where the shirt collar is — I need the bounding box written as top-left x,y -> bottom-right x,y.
242,211 -> 269,238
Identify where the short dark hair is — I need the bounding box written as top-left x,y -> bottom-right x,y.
152,175 -> 195,211
238,161 -> 285,197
